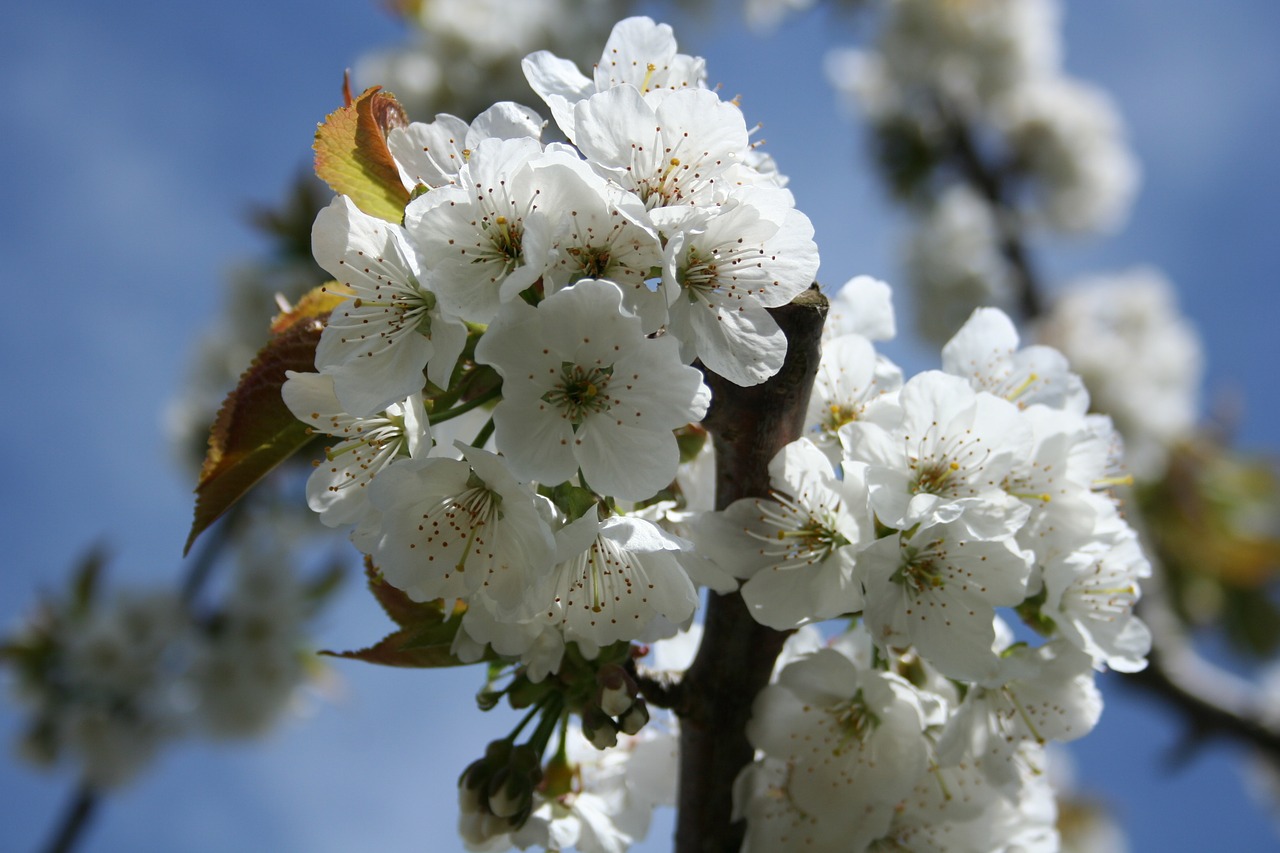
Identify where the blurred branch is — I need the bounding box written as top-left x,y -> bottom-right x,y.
40,783 -> 97,853
1127,566 -> 1280,766
36,499 -> 250,853
936,98 -> 1044,321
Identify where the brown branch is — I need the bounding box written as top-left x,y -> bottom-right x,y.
675,286 -> 828,853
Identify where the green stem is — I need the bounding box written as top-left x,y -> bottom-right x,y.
471,417 -> 496,451
431,384 -> 502,426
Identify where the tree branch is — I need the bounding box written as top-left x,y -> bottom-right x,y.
675,286 -> 828,853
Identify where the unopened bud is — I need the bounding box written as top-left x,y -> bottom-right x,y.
487,767 -> 530,819
596,663 -> 636,717
618,698 -> 650,735
582,705 -> 620,750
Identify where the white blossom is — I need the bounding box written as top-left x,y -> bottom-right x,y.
312,195 -> 468,415
858,521 -> 1032,681
535,513 -> 698,650
281,371 -> 429,527
522,16 -> 706,141
475,278 -> 710,502
357,445 -> 556,616
697,438 -> 871,629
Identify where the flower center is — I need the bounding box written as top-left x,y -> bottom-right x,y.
542,362 -> 614,425
566,245 -> 613,279
910,458 -> 961,496
680,247 -> 721,296
821,403 -> 860,435
892,544 -> 947,595
830,689 -> 879,754
481,214 -> 523,273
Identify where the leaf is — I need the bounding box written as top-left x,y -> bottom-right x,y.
321,587 -> 487,668
362,558 -> 440,628
185,285 -> 349,554
321,628 -> 469,668
313,84 -> 410,223
70,545 -> 109,617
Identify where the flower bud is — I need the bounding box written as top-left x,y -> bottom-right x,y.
596,663 -> 637,718
582,705 -> 620,750
618,698 -> 650,736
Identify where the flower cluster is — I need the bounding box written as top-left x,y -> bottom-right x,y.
291,15 -> 817,683
697,300 -> 1150,850
4,552 -> 321,789
287,15 -> 1151,852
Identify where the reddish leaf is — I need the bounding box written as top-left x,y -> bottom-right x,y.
184,286 -> 348,555
363,558 -> 440,628
321,627 -> 467,669
321,591 -> 485,669
313,84 -> 410,223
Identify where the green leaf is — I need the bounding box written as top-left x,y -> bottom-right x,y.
544,482 -> 599,522
184,285 -> 349,555
313,84 -> 410,223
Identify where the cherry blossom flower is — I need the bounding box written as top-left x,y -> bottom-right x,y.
281,371 -> 429,527
747,648 -> 932,848
312,195 -> 468,416
842,370 -> 1033,539
661,191 -> 819,386
388,101 -> 545,192
535,513 -> 698,651
522,16 -> 706,141
697,438 -> 871,629
356,445 -> 556,616
858,520 -> 1032,681
405,136 -> 558,324
475,278 -> 710,501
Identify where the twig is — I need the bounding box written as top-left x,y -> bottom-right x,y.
38,497 -> 248,853
40,783 -> 98,853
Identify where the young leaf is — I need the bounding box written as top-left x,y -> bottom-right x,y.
321,595 -> 489,668
184,286 -> 349,554
363,557 -> 436,628
313,84 -> 410,223
321,627 -> 466,668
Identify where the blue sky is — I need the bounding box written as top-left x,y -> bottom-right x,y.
2,1 -> 1277,850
